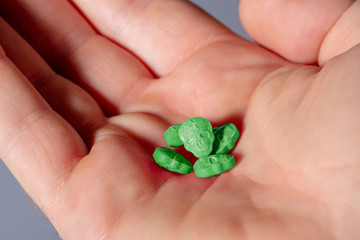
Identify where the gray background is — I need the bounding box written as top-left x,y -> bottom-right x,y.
0,0 -> 249,239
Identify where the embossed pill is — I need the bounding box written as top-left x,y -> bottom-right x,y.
153,147 -> 193,174
193,154 -> 236,178
178,117 -> 215,158
164,124 -> 183,147
212,123 -> 240,154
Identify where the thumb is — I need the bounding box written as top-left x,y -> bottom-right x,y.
319,1 -> 360,65
239,0 -> 358,65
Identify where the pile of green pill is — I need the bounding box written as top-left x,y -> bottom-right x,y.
153,117 -> 240,178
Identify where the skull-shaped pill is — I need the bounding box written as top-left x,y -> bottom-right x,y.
194,154 -> 236,178
164,124 -> 183,147
212,123 -> 240,154
178,117 -> 215,158
153,147 -> 193,174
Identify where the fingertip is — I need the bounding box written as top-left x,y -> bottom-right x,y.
239,0 -> 323,63
319,1 -> 360,66
239,0 -> 354,65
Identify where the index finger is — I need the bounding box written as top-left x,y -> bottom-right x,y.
70,0 -> 244,76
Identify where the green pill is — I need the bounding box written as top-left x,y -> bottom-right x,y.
153,147 -> 193,174
178,117 -> 215,158
164,124 -> 183,147
193,154 -> 236,178
212,123 -> 240,154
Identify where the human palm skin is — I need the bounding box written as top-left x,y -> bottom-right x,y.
0,0 -> 360,239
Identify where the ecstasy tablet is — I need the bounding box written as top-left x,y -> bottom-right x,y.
178,117 -> 215,158
153,147 -> 193,174
164,124 -> 183,147
212,123 -> 240,154
193,154 -> 236,178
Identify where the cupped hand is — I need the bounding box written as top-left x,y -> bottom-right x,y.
0,0 -> 359,239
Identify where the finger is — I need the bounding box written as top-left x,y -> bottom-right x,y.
61,35 -> 154,115
69,0 -> 241,76
53,124 -> 163,240
52,115 -> 181,239
319,1 -> 360,65
0,0 -> 94,67
0,48 -> 87,211
0,17 -> 106,144
240,0 -> 355,65
1,0 -> 154,115
301,43 -> 360,166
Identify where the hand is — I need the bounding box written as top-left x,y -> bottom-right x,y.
0,0 -> 359,239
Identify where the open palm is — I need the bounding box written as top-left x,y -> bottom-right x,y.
1,0 -> 360,239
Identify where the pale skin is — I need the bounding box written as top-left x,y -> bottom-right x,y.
0,0 -> 360,239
